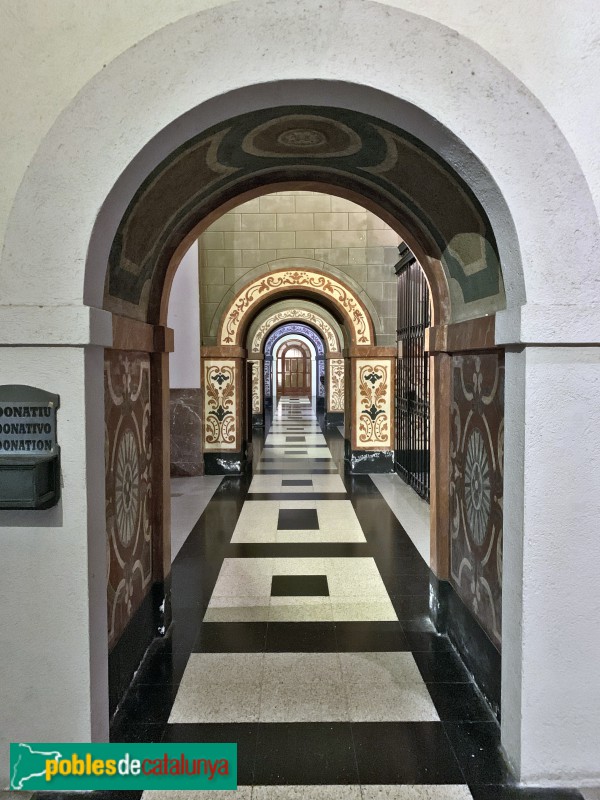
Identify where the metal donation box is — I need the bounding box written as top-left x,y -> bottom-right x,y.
0,385 -> 61,509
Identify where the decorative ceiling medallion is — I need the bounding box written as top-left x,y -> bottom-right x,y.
242,114 -> 362,159
277,129 -> 327,148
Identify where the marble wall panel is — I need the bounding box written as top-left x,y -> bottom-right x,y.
169,388 -> 203,476
105,350 -> 153,650
450,352 -> 504,649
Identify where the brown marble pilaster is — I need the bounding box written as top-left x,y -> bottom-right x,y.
429,352 -> 451,579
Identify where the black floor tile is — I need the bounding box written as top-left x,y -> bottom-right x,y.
381,571 -> 430,594
286,436 -> 306,442
110,721 -> 165,743
400,616 -> 439,633
284,450 -> 308,454
402,630 -> 454,653
112,683 -> 179,726
271,574 -> 329,596
334,621 -> 409,651
247,492 -> 349,500
193,622 -> 268,652
278,508 -> 319,530
227,542 -> 370,558
389,593 -> 431,618
413,649 -> 473,682
376,558 -> 431,577
266,621 -> 337,652
132,649 -> 190,685
426,681 -> 496,721
162,723 -> 258,785
443,720 -> 515,785
282,479 -> 313,486
352,721 -> 464,783
254,722 -> 359,784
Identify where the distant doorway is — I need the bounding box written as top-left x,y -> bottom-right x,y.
277,340 -> 312,397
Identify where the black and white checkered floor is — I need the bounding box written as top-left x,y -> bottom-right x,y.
95,398 -> 583,800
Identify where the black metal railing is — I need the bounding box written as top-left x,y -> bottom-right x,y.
395,245 -> 431,501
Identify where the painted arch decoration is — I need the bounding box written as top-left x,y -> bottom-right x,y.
106,106 -> 504,324
218,268 -> 374,347
263,322 -> 327,399
251,308 -> 340,354
264,323 -> 325,358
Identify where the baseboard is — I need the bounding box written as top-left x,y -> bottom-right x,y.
430,574 -> 501,718
108,577 -> 171,716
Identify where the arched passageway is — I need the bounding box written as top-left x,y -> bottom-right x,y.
103,177 -> 507,792
2,3 -> 599,789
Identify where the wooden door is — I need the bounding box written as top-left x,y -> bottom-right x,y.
277,341 -> 311,397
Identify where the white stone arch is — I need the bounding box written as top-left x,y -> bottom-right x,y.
1,1 -> 598,337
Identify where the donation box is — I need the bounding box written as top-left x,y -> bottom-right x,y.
0,385 -> 61,509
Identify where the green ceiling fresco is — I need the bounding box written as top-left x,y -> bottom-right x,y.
106,106 -> 504,323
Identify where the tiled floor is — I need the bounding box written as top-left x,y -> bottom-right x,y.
106,398 -> 585,800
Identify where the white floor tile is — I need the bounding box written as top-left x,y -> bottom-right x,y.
203,595 -> 272,621
260,679 -> 348,722
360,788 -> 473,800
169,681 -> 260,723
263,653 -> 342,684
346,681 -> 439,722
207,558 -> 397,622
177,652 -> 263,685
339,652 -> 424,686
253,788 -> 361,800
143,789 -> 252,800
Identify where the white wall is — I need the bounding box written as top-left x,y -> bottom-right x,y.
0,0 -> 599,255
167,240 -> 201,389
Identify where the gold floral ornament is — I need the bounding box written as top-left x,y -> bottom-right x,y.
220,269 -> 373,346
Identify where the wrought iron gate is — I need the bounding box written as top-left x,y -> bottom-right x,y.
395,245 -> 431,501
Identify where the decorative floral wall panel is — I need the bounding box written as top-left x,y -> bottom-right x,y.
354,359 -> 393,449
203,360 -> 238,450
105,351 -> 153,650
450,352 -> 504,649
329,359 -> 345,412
250,360 -> 261,413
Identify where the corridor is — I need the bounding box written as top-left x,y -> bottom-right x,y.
101,399 -> 581,800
